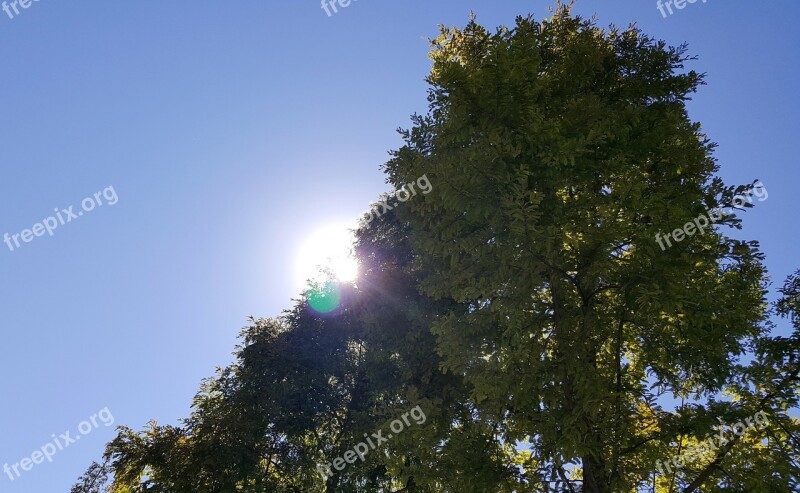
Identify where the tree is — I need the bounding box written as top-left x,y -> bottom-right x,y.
382,4 -> 797,491
74,4 -> 799,492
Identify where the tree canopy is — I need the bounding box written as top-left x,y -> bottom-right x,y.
73,4 -> 800,492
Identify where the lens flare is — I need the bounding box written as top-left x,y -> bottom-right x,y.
306,280 -> 342,314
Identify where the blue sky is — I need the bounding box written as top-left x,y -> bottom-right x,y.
0,1 -> 797,491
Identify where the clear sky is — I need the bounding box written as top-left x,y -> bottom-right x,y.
0,1 -> 798,491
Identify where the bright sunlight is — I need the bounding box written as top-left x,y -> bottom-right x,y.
295,223 -> 359,290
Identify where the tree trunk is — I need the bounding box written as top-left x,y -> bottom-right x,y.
583,453 -> 610,493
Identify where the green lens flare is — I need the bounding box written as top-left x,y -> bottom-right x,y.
307,280 -> 342,314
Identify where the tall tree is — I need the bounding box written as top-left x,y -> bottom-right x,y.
383,4 -> 797,492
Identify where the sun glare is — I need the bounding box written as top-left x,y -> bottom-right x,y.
295,224 -> 358,290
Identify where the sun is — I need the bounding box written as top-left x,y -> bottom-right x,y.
295,223 -> 359,290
